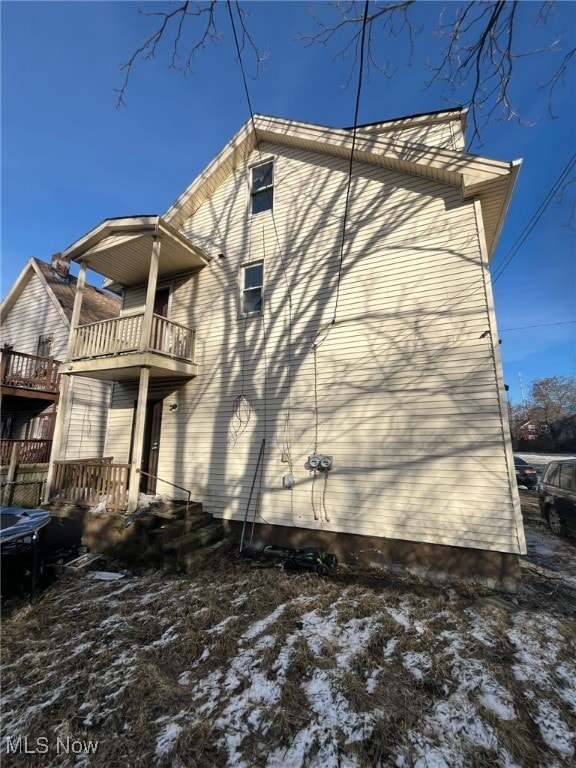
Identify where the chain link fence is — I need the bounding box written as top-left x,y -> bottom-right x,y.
1,480 -> 46,508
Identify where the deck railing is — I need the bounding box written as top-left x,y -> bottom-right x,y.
52,459 -> 130,510
72,313 -> 195,362
0,439 -> 52,466
1,349 -> 60,393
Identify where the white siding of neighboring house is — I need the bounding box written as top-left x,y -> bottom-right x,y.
0,271 -> 68,357
1,268 -> 114,460
106,139 -> 523,555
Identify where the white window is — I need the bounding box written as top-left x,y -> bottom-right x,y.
250,161 -> 273,215
240,262 -> 263,316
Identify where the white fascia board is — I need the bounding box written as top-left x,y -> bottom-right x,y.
62,216 -> 161,262
1,258 -> 34,318
30,258 -> 72,329
164,119 -> 255,226
62,216 -> 210,266
486,159 -> 523,255
165,113 -> 518,230
1,258 -> 70,330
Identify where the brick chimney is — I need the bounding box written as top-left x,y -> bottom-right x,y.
51,252 -> 71,278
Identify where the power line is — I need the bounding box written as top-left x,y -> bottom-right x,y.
227,0 -> 294,464
332,0 -> 370,324
499,320 -> 576,332
491,153 -> 576,284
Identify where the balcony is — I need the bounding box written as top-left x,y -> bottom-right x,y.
64,313 -> 198,382
0,439 -> 53,466
1,349 -> 61,400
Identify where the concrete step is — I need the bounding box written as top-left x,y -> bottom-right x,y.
149,513 -> 215,541
160,521 -> 224,554
150,500 -> 203,521
165,537 -> 232,572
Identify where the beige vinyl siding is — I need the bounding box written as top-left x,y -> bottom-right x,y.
359,121 -> 463,151
121,285 -> 148,314
104,383 -> 135,462
9,403 -> 55,441
110,140 -> 522,554
60,377 -> 113,459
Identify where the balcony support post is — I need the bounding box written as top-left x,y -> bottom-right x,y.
67,259 -> 88,360
140,236 -> 161,351
7,442 -> 20,484
0,344 -> 13,404
127,366 -> 150,513
45,260 -> 88,503
43,375 -> 71,503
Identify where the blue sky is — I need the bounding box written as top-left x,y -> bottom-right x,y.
2,1 -> 575,405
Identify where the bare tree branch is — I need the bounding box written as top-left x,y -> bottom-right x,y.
116,0 -> 265,108
296,1 -> 574,148
297,0 -> 416,85
118,0 -> 575,152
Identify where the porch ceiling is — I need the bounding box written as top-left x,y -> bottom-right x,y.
62,216 -> 210,288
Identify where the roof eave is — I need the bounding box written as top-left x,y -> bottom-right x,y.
462,159 -> 522,258
61,215 -> 210,287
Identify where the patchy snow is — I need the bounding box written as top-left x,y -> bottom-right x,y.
516,452 -> 576,467
155,720 -> 183,762
2,502 -> 576,768
533,701 -> 575,759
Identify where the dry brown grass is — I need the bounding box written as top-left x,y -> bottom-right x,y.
2,546 -> 576,768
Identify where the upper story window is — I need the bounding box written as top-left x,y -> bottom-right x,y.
251,161 -> 273,215
37,334 -> 53,358
241,262 -> 263,316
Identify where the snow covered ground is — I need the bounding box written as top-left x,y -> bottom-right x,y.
515,452 -> 576,472
2,504 -> 575,768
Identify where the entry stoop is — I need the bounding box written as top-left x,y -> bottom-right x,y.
136,500 -> 225,570
162,521 -> 225,571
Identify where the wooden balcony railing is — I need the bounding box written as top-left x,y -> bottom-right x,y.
52,459 -> 130,510
0,439 -> 52,466
1,349 -> 60,393
72,313 -> 195,362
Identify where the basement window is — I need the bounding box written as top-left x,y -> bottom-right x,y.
240,262 -> 263,316
250,161 -> 273,215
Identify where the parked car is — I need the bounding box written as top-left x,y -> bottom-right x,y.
513,456 -> 538,489
538,460 -> 576,537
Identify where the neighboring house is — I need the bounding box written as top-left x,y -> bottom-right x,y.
0,254 -> 121,470
47,109 -> 526,582
519,421 -> 538,441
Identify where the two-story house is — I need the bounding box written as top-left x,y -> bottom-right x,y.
1,254 -> 120,503
46,109 -> 526,583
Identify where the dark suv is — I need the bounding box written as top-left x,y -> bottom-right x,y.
538,460 -> 576,537
514,456 -> 538,489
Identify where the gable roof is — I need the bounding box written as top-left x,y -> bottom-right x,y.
61,216 -> 210,289
1,257 -> 121,329
164,111 -> 520,258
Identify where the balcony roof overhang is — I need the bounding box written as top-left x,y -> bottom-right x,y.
62,216 -> 210,289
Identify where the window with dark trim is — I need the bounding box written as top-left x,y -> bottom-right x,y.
37,334 -> 53,357
240,262 -> 263,316
251,161 -> 273,215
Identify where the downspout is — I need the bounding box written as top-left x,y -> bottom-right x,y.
44,259 -> 88,503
